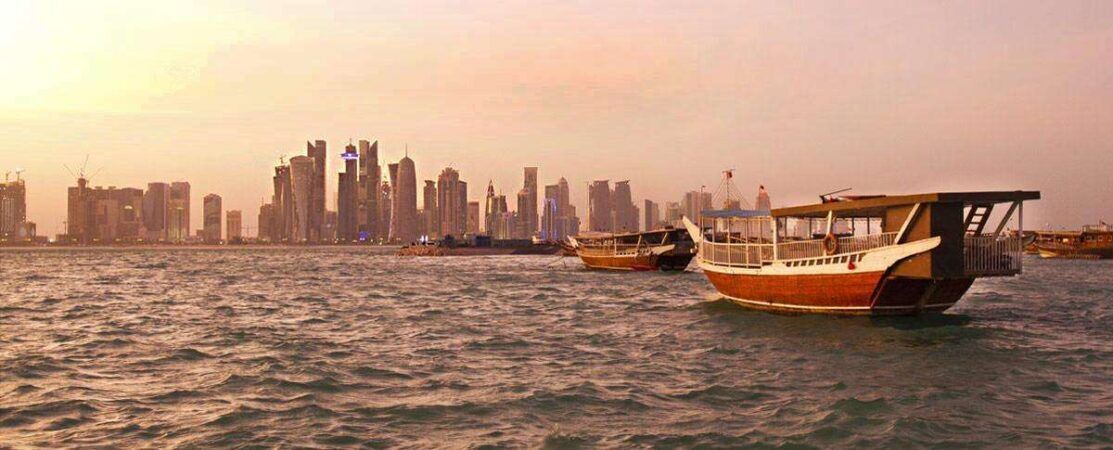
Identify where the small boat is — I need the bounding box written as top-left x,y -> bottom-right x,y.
569,228 -> 696,271
397,235 -> 561,256
685,190 -> 1040,315
1031,228 -> 1113,259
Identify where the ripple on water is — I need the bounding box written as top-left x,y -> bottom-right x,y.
0,250 -> 1108,447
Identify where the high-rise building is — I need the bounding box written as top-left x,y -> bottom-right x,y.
644,200 -> 661,231
485,192 -> 513,239
225,210 -> 242,242
756,185 -> 772,211
682,190 -> 713,222
66,181 -> 144,244
142,182 -> 169,242
305,140 -> 327,243
338,142 -> 360,242
588,180 -> 613,232
0,177 -> 28,241
258,203 -> 274,242
612,181 -> 639,232
168,182 -> 191,243
379,179 -> 392,242
388,155 -> 418,243
272,165 -> 293,243
289,155 -> 315,243
519,167 -> 539,239
422,180 -> 437,238
436,167 -> 467,238
203,194 -> 222,244
664,202 -> 682,227
467,201 -> 480,235
484,180 -> 496,235
540,177 -> 579,241
358,140 -> 382,241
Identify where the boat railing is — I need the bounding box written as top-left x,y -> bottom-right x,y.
577,242 -> 650,257
964,235 -> 1023,276
700,232 -> 899,267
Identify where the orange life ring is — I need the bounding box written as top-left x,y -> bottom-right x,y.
822,233 -> 839,255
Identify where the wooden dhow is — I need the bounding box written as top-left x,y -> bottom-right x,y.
684,191 -> 1040,315
1030,227 -> 1113,259
569,228 -> 696,271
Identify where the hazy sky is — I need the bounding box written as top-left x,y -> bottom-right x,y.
2,0 -> 1110,235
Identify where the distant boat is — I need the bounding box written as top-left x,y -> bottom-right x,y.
1031,228 -> 1113,259
684,191 -> 1040,315
569,228 -> 696,271
397,235 -> 561,256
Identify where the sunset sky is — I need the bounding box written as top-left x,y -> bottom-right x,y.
1,0 -> 1110,235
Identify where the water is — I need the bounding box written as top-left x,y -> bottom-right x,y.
1,248 -> 1110,448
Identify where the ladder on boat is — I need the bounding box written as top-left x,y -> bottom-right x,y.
964,204 -> 994,235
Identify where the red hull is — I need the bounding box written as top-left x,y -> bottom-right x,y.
703,270 -> 975,315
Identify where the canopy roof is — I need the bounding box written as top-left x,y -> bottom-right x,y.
771,191 -> 1041,219
699,209 -> 771,218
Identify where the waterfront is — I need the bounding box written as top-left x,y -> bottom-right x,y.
1,249 -> 1110,448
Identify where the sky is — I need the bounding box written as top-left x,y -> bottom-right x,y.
1,0 -> 1111,235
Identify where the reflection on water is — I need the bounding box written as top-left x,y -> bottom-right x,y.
0,250 -> 1110,447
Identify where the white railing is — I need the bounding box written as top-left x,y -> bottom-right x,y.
701,232 -> 899,266
700,241 -> 773,267
577,243 -> 648,257
964,235 -> 1023,276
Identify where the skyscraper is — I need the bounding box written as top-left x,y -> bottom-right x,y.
466,201 -> 480,235
682,190 -> 713,222
389,155 -> 418,243
756,185 -> 772,211
540,177 -> 579,241
422,180 -> 437,238
664,202 -> 682,227
142,182 -> 169,241
66,182 -> 144,244
436,167 -> 467,238
520,167 -> 538,239
612,180 -> 639,232
379,179 -> 392,242
203,194 -> 222,244
0,177 -> 28,241
338,142 -> 360,242
306,140 -> 327,243
486,192 -> 513,239
588,180 -> 613,232
289,155 -> 315,243
272,164 -> 293,243
358,140 -> 382,241
168,182 -> 191,243
484,180 -> 496,235
644,200 -> 660,231
258,203 -> 274,242
226,210 -> 242,242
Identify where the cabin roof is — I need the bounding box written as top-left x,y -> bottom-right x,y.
771,191 -> 1041,218
700,209 -> 771,218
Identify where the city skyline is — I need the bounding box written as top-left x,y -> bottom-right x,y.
3,1 -> 1111,232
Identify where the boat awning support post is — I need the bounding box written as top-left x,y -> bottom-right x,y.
772,217 -> 780,260
895,203 -> 923,244
993,201 -> 1021,237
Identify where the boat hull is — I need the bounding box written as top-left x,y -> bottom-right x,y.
579,252 -> 694,271
704,270 -> 975,315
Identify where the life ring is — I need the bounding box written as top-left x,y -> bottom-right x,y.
822,233 -> 839,255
